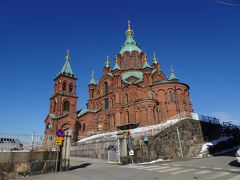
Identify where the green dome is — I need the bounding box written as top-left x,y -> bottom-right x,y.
119,24 -> 142,54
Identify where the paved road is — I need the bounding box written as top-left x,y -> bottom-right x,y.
25,154 -> 240,180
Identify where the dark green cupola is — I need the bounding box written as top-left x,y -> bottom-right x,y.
56,49 -> 76,79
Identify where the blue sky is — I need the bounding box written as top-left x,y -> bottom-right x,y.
0,0 -> 239,134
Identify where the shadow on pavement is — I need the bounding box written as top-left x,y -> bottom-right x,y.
229,160 -> 240,167
69,163 -> 92,171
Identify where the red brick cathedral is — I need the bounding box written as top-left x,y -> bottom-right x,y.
45,23 -> 192,140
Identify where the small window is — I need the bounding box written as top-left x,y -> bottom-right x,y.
133,53 -> 136,67
62,81 -> 66,91
125,94 -> 128,104
53,101 -> 56,112
125,54 -> 129,69
104,82 -> 108,95
105,98 -> 109,109
47,123 -> 52,130
63,101 -> 70,111
69,83 -> 73,92
83,123 -> 86,131
168,91 -> 174,103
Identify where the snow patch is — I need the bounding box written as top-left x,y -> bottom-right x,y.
77,118 -> 182,143
138,158 -> 170,165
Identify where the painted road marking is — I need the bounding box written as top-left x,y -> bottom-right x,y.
170,168 -> 196,175
172,164 -> 181,167
208,172 -> 230,179
212,167 -> 222,170
229,168 -> 240,172
157,167 -> 182,173
194,170 -> 212,175
146,166 -> 171,171
134,165 -> 159,169
199,166 -> 208,169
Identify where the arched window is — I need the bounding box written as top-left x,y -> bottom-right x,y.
69,83 -> 73,93
62,81 -> 66,91
47,123 -> 52,130
125,94 -> 128,104
133,53 -> 136,67
168,91 -> 174,103
183,91 -> 187,103
53,101 -> 56,112
105,98 -> 109,109
104,82 -> 108,95
125,54 -> 129,69
83,123 -> 86,131
126,111 -> 130,123
63,101 -> 70,112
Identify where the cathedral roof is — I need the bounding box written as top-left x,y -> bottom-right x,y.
78,108 -> 98,117
89,70 -> 97,85
56,50 -> 76,79
169,66 -> 178,81
142,55 -> 151,69
113,57 -> 121,70
49,113 -> 68,119
119,21 -> 142,54
122,71 -> 143,84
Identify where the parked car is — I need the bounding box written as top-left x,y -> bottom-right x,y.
0,138 -> 23,151
236,147 -> 240,163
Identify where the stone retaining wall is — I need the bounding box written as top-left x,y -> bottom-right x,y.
71,137 -> 117,160
0,151 -> 58,179
71,119 -> 204,163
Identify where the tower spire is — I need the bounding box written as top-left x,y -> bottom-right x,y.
128,20 -> 131,30
125,19 -> 134,36
65,49 -> 70,61
169,66 -> 178,81
142,54 -> 151,69
89,70 -> 96,84
105,55 -> 110,68
153,52 -> 158,64
113,56 -> 121,70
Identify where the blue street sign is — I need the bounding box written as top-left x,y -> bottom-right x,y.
143,136 -> 149,142
56,128 -> 64,137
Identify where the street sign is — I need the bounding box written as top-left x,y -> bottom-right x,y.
55,136 -> 63,145
56,128 -> 64,137
129,150 -> 134,156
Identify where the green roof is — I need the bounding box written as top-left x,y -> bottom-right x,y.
78,108 -> 98,117
122,71 -> 143,84
113,62 -> 121,71
56,54 -> 76,78
119,28 -> 142,54
169,67 -> 178,80
169,72 -> 177,80
49,113 -> 68,120
142,60 -> 151,69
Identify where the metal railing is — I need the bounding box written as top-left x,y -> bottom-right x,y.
0,133 -> 57,152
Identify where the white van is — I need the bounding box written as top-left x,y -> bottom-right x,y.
0,138 -> 23,151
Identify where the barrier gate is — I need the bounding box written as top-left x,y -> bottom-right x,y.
107,141 -> 120,164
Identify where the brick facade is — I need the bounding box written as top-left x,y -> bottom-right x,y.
44,25 -> 192,140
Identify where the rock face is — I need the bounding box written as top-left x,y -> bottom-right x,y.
71,119 -> 205,163
132,119 -> 204,162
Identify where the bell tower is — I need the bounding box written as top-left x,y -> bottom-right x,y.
49,49 -> 78,117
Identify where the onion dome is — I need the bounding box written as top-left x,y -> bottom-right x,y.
119,21 -> 142,54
